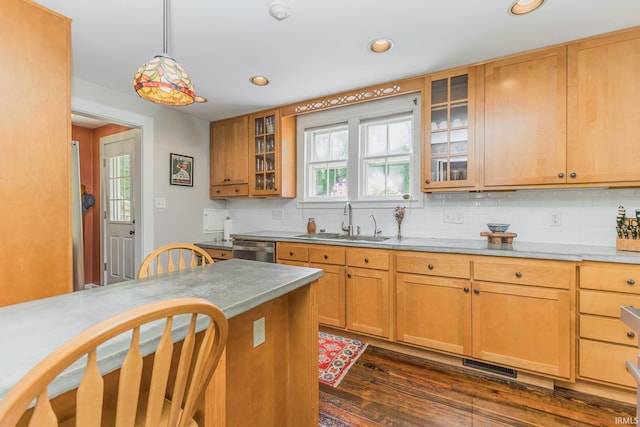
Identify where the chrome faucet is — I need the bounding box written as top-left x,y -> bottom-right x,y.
370,214 -> 382,237
341,202 -> 354,237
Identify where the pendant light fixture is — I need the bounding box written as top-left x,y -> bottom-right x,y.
133,0 -> 206,105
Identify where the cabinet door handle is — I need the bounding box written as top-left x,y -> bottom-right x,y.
428,264 -> 434,270
289,251 -> 294,256
515,271 -> 522,278
570,172 -> 577,178
425,179 -> 431,184
347,273 -> 352,278
473,288 -> 480,294
324,254 -> 329,259
628,331 -> 636,338
557,172 -> 564,178
463,287 -> 470,293
628,279 -> 636,285
235,188 -> 239,193
216,190 -> 221,194
364,258 -> 369,263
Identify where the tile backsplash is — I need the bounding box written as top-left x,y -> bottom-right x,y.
226,188 -> 640,247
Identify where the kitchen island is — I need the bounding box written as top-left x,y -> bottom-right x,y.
0,259 -> 322,426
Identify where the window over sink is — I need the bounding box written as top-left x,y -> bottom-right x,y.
297,93 -> 422,207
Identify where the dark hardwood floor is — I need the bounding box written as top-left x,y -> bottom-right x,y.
319,346 -> 636,427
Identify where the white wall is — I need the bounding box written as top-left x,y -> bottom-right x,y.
71,78 -> 226,258
227,188 -> 640,247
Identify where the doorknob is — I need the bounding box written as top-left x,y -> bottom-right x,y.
129,230 -> 135,235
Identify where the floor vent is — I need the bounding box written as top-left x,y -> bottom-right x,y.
462,359 -> 517,378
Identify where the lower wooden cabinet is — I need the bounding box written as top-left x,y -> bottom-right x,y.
346,266 -> 391,338
345,248 -> 392,339
309,245 -> 347,328
578,262 -> 640,388
396,253 -> 575,380
201,248 -> 232,262
396,273 -> 471,354
471,281 -> 572,379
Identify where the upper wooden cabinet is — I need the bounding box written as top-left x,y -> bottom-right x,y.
249,109 -> 296,198
567,27 -> 640,185
210,116 -> 249,199
423,67 -> 478,191
483,47 -> 567,187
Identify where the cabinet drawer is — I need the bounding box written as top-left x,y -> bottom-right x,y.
473,258 -> 574,289
210,184 -> 249,198
396,252 -> 470,279
580,290 -> 640,317
579,339 -> 638,388
579,314 -> 638,346
202,248 -> 232,260
580,263 -> 640,294
309,245 -> 346,265
277,243 -> 309,262
347,248 -> 390,270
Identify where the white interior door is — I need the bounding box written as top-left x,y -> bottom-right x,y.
102,131 -> 138,284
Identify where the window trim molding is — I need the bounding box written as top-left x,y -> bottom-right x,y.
296,92 -> 423,209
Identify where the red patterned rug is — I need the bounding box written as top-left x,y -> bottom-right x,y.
319,332 -> 368,387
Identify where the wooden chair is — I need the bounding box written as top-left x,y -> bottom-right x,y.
137,243 -> 214,279
0,297 -> 228,427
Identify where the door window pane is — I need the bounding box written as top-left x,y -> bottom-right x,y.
108,154 -> 132,222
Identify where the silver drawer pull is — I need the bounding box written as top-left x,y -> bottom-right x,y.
628,279 -> 636,285
627,331 -> 636,338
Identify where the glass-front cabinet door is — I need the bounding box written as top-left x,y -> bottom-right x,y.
249,108 -> 297,198
252,112 -> 278,195
423,67 -> 476,191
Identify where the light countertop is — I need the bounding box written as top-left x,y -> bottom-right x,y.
0,259 -> 322,400
217,230 -> 640,264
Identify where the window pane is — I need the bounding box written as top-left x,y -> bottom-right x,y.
329,167 -> 347,197
389,120 -> 412,154
364,159 -> 386,196
387,160 -> 410,195
310,165 -> 327,197
365,123 -> 387,156
330,129 -> 348,160
309,164 -> 347,197
312,132 -> 330,161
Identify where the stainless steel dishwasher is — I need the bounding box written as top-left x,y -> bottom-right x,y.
232,240 -> 275,263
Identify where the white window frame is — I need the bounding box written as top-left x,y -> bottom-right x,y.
296,93 -> 422,209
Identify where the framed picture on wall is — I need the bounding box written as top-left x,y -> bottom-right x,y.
170,153 -> 194,187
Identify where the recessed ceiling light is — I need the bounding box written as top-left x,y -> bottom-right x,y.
509,0 -> 546,15
250,76 -> 270,86
368,38 -> 394,54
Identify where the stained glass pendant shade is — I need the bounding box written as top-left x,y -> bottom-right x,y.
133,0 -> 206,105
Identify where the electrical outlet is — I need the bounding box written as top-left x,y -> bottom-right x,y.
549,211 -> 562,226
253,317 -> 265,348
271,209 -> 283,220
444,211 -> 464,224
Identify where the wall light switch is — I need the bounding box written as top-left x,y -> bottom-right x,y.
155,197 -> 167,209
253,317 -> 265,348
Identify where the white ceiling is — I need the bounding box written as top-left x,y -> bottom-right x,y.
35,0 -> 640,122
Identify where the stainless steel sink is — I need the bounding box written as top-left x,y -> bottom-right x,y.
294,233 -> 389,242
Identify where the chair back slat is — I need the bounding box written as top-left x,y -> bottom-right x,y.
144,316 -> 175,426
115,327 -> 143,427
28,389 -> 57,427
76,350 -> 104,427
137,244 -> 214,279
0,298 -> 228,427
168,314 -> 197,426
